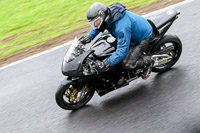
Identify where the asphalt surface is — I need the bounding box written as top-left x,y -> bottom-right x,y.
1,0 -> 200,133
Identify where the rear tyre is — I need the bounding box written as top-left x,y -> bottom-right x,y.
151,35 -> 182,73
55,82 -> 95,110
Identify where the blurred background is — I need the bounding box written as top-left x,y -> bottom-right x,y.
0,0 -> 183,67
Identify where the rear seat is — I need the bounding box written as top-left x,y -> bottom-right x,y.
147,9 -> 179,29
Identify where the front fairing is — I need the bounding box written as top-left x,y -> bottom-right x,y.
62,49 -> 94,77
62,37 -> 95,77
62,33 -> 116,77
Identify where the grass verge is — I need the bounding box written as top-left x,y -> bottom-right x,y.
0,0 -> 158,59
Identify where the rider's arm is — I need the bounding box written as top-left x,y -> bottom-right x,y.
107,27 -> 131,67
88,28 -> 100,40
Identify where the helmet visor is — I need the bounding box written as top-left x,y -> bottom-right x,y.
89,16 -> 103,30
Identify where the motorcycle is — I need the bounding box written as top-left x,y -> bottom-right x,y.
55,9 -> 182,110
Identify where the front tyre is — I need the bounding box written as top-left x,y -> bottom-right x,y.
55,83 -> 95,110
151,35 -> 182,73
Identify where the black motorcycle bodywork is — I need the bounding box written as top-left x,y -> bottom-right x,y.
56,9 -> 182,110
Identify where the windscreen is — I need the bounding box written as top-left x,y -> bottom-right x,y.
63,37 -> 79,63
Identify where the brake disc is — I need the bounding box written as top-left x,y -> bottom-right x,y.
70,85 -> 90,102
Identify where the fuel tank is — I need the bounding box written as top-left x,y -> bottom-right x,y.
91,33 -> 116,57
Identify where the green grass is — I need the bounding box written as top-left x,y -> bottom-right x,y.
0,0 -> 158,59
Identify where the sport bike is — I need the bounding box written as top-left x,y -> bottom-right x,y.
55,9 -> 182,110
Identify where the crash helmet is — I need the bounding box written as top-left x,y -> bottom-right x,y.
87,2 -> 110,31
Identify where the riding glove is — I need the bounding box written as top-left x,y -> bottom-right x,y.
79,36 -> 91,45
94,59 -> 110,74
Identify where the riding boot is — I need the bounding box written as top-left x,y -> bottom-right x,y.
141,56 -> 154,80
123,58 -> 144,70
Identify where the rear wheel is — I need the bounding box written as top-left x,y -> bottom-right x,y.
55,82 -> 95,110
151,35 -> 182,73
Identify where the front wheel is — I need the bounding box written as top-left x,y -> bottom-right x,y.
151,35 -> 182,73
55,82 -> 95,110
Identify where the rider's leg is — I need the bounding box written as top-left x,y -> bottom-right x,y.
122,39 -> 154,79
122,38 -> 150,70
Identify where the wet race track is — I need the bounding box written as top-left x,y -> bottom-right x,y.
1,0 -> 200,132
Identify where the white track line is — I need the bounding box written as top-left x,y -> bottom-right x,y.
0,41 -> 72,71
0,0 -> 194,71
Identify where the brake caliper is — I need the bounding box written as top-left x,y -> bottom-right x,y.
70,89 -> 79,102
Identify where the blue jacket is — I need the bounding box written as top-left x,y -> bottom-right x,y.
88,3 -> 153,67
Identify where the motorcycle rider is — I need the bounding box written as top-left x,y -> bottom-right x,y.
79,2 -> 154,79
